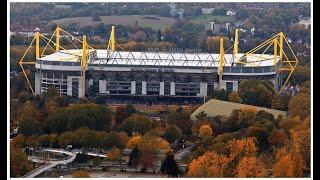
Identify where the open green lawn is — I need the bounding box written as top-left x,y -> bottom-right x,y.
55,4 -> 72,9
51,15 -> 176,30
191,15 -> 236,26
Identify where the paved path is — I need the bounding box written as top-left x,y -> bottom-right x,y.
23,148 -> 76,178
174,144 -> 195,161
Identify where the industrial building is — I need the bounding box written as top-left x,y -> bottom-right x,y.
19,27 -> 298,103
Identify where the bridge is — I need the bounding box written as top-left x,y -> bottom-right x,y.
22,148 -> 76,178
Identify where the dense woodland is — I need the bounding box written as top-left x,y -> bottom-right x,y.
10,78 -> 310,177
10,2 -> 311,178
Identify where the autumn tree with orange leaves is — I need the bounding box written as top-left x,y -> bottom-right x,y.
273,130 -> 307,177
235,156 -> 268,177
187,151 -> 230,177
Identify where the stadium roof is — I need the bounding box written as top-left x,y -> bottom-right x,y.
38,49 -> 280,67
190,99 -> 286,120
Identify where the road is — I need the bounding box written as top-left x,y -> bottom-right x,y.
174,144 -> 195,162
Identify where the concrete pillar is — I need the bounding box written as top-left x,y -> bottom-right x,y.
67,76 -> 73,96
142,81 -> 147,95
79,75 -> 85,98
233,81 -> 239,91
99,80 -> 107,93
219,80 -> 227,90
35,72 -> 41,95
170,82 -> 175,95
159,82 -> 164,95
131,81 -> 136,94
198,82 -> 208,96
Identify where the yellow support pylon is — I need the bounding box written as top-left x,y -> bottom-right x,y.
274,38 -> 278,68
279,32 -> 283,61
56,27 -> 60,52
218,38 -> 225,89
81,35 -> 87,73
108,25 -> 116,51
36,31 -> 40,59
233,29 -> 239,55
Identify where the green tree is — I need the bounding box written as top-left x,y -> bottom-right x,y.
128,146 -> 140,169
163,125 -> 182,143
161,153 -> 181,177
44,103 -> 113,133
38,134 -> 50,147
18,119 -> 40,136
103,132 -> 125,150
238,79 -> 274,107
115,104 -> 137,126
26,135 -> 40,147
58,131 -> 76,148
11,134 -> 27,149
120,114 -> 157,135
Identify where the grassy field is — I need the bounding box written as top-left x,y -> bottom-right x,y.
191,15 -> 236,28
190,99 -> 286,120
51,15 -> 176,30
55,4 -> 72,9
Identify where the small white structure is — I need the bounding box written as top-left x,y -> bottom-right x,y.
250,28 -> 255,36
226,10 -> 236,16
299,17 -> 311,29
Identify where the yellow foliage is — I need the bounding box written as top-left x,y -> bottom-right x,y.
127,133 -> 169,153
138,136 -> 170,153
126,135 -> 142,149
199,124 -> 212,139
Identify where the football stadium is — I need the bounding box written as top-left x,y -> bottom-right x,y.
19,26 -> 298,103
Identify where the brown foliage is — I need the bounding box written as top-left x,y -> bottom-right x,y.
228,91 -> 243,103
288,94 -> 310,120
72,169 -> 91,178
